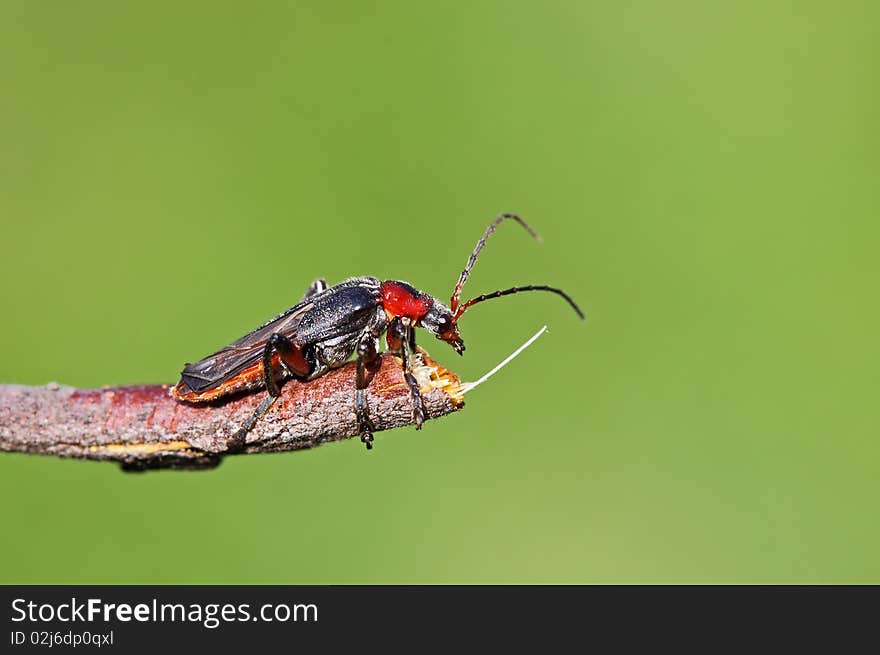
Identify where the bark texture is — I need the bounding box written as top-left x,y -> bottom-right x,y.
0,354 -> 464,471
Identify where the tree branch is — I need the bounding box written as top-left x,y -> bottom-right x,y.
0,353 -> 464,471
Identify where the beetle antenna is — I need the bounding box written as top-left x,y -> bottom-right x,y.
450,213 -> 541,313
454,285 -> 585,321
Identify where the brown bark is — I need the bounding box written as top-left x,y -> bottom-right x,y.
0,354 -> 464,471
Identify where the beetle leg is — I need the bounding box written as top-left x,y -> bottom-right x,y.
355,333 -> 380,449
403,328 -> 426,430
386,317 -> 404,354
301,278 -> 328,302
407,324 -> 430,359
227,332 -> 310,452
390,319 -> 426,430
408,324 -> 418,353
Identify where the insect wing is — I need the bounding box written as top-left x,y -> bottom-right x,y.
179,301 -> 314,393
294,284 -> 382,344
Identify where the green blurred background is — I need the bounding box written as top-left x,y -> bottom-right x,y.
1,2 -> 878,583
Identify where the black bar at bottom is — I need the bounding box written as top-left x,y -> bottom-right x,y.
1,586 -> 875,651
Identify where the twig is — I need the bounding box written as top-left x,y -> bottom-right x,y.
0,354 -> 464,471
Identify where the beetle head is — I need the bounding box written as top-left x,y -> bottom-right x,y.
387,213 -> 584,358
419,300 -> 465,354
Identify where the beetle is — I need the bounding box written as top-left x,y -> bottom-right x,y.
171,213 -> 584,450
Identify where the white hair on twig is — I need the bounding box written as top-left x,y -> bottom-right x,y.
459,325 -> 548,395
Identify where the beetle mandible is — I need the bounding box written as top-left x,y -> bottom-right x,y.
171,213 -> 584,450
